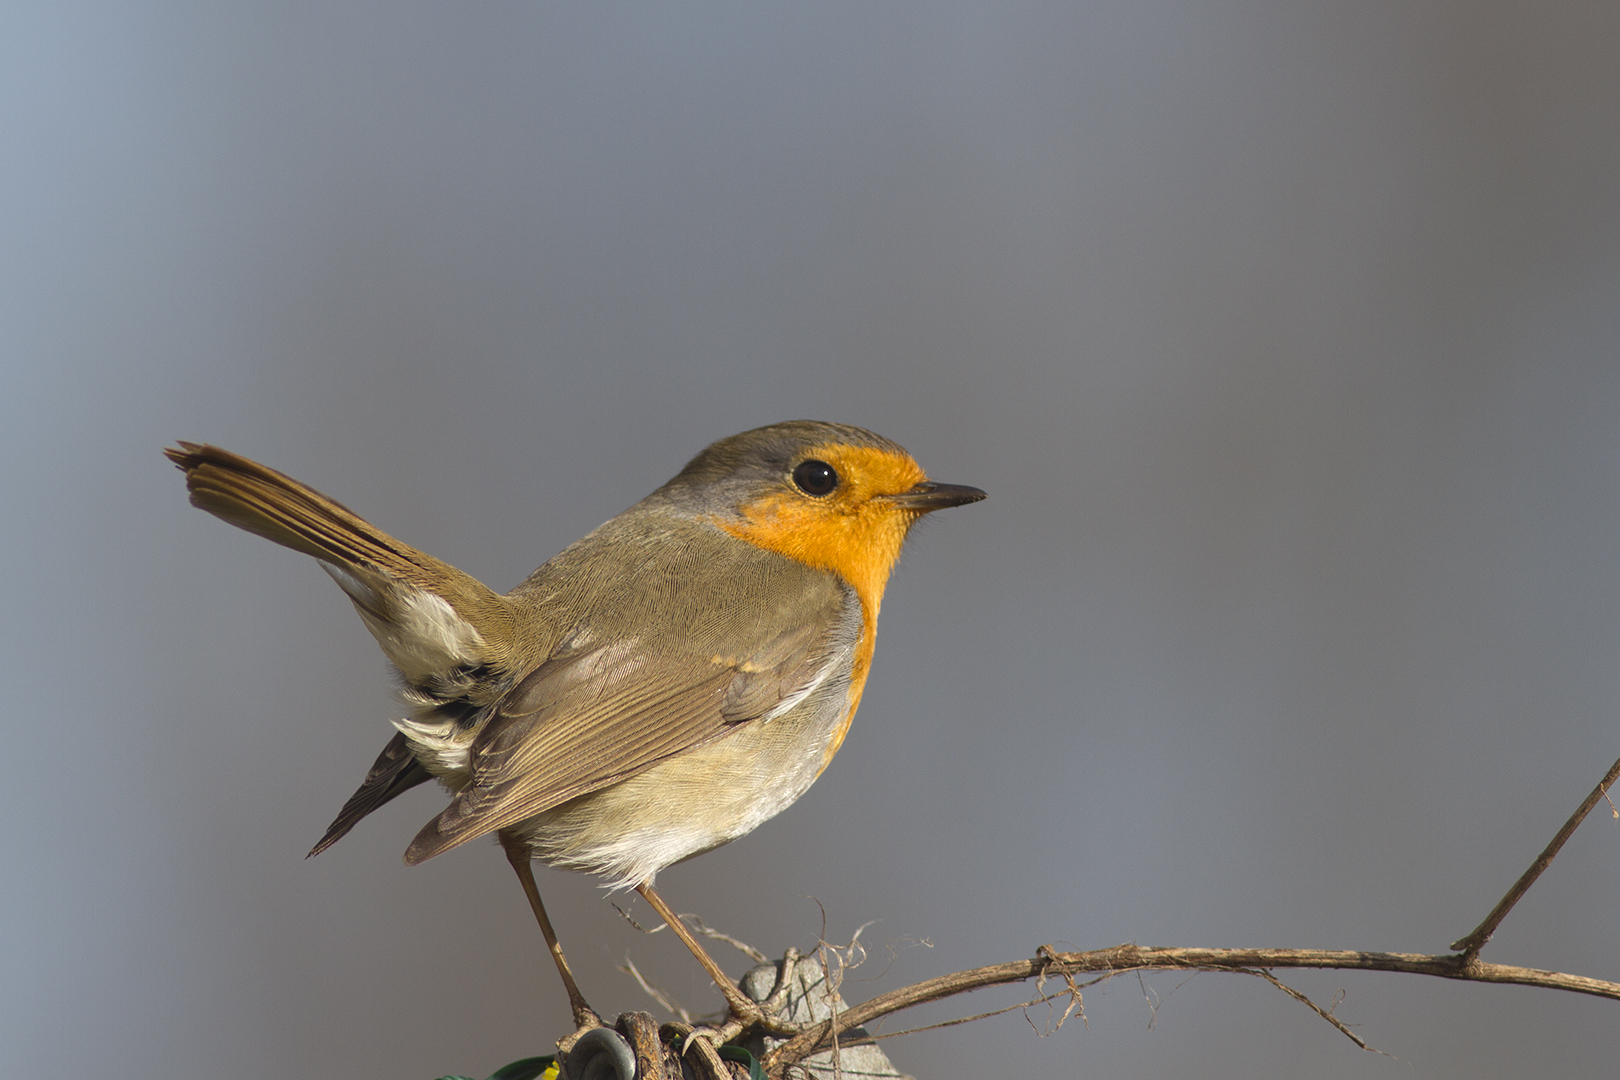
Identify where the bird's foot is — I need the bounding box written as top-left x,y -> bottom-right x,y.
675,945 -> 807,1057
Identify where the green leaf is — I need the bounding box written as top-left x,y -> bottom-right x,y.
717,1045 -> 765,1080
486,1056 -> 558,1080
434,1054 -> 557,1080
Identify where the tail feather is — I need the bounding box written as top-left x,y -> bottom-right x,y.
166,442 -> 512,681
167,443 -> 468,592
307,731 -> 435,857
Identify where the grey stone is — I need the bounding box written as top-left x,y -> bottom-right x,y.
739,958 -> 913,1080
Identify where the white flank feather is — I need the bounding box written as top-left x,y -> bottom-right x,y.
319,561 -> 485,683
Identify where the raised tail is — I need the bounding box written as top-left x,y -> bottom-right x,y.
166,442 -> 513,685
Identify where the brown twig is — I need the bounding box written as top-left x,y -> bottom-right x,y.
686,917 -> 771,964
1248,969 -> 1383,1055
618,955 -> 695,1025
839,985 -> 1083,1045
761,945 -> 1620,1070
1449,753 -> 1620,957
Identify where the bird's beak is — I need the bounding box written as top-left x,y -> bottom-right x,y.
882,481 -> 987,512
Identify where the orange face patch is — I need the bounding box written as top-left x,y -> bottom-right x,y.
713,443 -> 931,773
715,444 -> 928,608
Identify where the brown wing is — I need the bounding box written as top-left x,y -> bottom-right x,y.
403,566 -> 859,865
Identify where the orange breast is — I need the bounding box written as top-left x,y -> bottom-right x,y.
712,444 -> 927,775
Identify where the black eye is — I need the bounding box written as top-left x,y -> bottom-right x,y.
792,459 -> 839,497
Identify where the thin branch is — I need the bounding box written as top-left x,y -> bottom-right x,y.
685,917 -> 770,964
1248,968 -> 1383,1055
1450,753 -> 1620,957
761,945 -> 1620,1070
753,756 -> 1620,1071
835,984 -> 1089,1045
618,956 -> 694,1025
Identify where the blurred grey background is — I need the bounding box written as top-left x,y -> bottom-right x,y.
5,3 -> 1618,1077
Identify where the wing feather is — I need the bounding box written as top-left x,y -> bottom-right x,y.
403,570 -> 855,865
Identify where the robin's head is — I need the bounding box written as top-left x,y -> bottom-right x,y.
661,421 -> 984,605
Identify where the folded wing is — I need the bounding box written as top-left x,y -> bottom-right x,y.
404,569 -> 858,864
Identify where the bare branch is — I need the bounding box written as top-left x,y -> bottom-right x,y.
1248,968 -> 1384,1055
836,985 -> 1089,1045
1450,753 -> 1620,957
618,955 -> 695,1025
685,917 -> 770,964
762,945 -> 1620,1070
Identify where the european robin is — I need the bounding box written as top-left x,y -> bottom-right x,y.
166,420 -> 984,1030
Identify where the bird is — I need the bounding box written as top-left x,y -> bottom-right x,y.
165,420 -> 984,1032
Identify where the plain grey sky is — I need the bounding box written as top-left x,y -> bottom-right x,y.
5,3 -> 1619,1077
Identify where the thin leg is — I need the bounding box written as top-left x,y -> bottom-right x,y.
635,882 -> 762,1023
502,833 -> 600,1029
